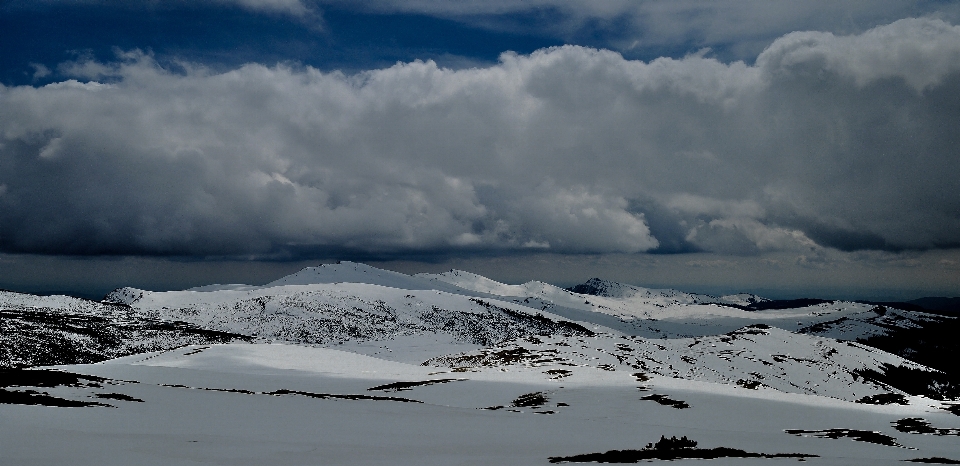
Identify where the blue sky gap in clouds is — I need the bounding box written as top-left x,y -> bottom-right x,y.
0,1 -> 959,299
0,2 -> 566,86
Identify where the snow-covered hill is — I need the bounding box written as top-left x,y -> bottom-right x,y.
3,262 -> 960,465
425,325 -> 947,402
102,281 -> 595,354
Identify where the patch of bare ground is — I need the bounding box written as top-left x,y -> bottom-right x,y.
366,379 -> 465,392
857,393 -> 909,405
0,389 -> 113,407
736,379 -> 762,389
543,369 -> 572,379
943,403 -> 960,416
904,458 -> 960,464
484,391 -> 561,413
784,428 -> 911,448
266,389 -> 422,403
0,368 -> 117,407
154,383 -> 423,403
422,345 -> 568,369
549,435 -> 817,463
94,393 -> 144,402
640,394 -> 690,409
894,418 -> 960,436
511,391 -> 547,408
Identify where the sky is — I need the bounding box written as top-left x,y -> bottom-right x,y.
1,0 -> 959,300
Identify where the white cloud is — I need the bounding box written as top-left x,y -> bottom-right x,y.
756,18 -> 960,92
29,64 -> 51,80
223,0 -> 311,15
1,18 -> 959,258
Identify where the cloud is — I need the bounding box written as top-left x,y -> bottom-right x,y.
29,64 -> 51,80
224,0 -> 311,15
1,18 -> 959,259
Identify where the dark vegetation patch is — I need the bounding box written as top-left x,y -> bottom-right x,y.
632,372 -> 650,382
544,369 -> 572,379
0,308 -> 250,368
736,379 -> 762,389
784,429 -> 909,448
0,368 -> 105,388
159,383 -> 256,394
854,313 -> 960,398
548,435 -> 817,463
727,325 -> 771,337
0,368 -> 133,407
155,383 -> 422,403
857,393 -> 909,405
367,379 -> 464,392
469,299 -> 595,338
904,458 -> 960,464
853,364 -> 960,401
512,392 -> 548,408
944,404 -> 960,416
483,391 -> 557,412
0,389 -> 113,407
94,393 -> 144,402
266,389 -> 422,403
423,345 -> 568,369
640,394 -> 690,409
182,346 -> 209,356
894,418 -> 960,436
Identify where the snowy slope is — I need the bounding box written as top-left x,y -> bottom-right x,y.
3,341 -> 959,465
102,281 -> 598,359
4,263 -> 960,465
423,325 -> 943,402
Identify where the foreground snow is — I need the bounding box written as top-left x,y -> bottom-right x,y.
3,342 -> 959,465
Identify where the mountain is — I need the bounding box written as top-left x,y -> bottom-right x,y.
566,277 -> 768,307
0,290 -> 249,368
3,264 -> 959,465
4,264 -> 955,395
908,297 -> 960,315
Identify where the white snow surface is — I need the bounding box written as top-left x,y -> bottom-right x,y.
3,341 -> 958,465
3,263 -> 958,465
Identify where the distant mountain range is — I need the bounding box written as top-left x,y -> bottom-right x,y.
1,261 -> 956,401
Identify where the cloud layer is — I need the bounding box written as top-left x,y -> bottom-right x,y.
1,18 -> 959,259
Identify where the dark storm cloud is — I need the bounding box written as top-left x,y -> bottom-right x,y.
1,18 -> 959,259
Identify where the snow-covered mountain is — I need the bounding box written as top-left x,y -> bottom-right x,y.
3,262 -> 959,465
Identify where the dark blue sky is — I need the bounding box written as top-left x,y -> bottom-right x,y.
1,3 -> 574,86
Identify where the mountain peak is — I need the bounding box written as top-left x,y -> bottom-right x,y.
567,278 -> 636,298
266,262 -> 415,288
